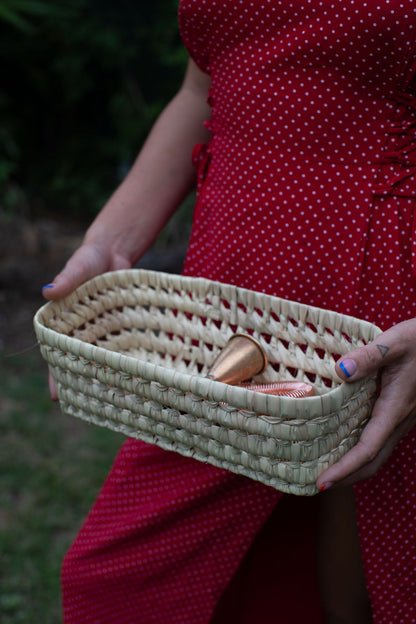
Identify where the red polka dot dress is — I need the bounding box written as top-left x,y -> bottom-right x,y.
61,2 -> 416,623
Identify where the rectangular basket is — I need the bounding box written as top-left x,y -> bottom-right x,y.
33,269 -> 382,495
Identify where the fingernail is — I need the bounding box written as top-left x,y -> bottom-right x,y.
319,482 -> 334,492
42,284 -> 54,290
339,358 -> 358,378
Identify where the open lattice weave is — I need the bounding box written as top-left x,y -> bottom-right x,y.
33,269 -> 382,495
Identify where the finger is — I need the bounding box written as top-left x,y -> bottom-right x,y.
49,372 -> 59,402
42,244 -> 130,301
42,243 -> 106,300
316,378 -> 416,489
335,319 -> 416,382
336,341 -> 391,382
317,410 -> 416,490
316,397 -> 392,489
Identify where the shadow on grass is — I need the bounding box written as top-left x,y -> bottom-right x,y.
0,350 -> 123,624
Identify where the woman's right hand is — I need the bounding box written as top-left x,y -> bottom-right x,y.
42,240 -> 132,400
42,240 -> 132,302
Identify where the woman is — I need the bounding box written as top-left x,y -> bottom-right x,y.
43,1 -> 416,622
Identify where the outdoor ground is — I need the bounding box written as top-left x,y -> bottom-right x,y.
0,212 -> 188,623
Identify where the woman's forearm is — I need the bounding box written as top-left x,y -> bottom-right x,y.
84,59 -> 211,264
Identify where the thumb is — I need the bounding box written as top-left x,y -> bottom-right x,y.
42,243 -> 130,301
336,338 -> 392,382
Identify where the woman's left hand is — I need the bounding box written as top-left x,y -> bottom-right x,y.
316,317 -> 416,491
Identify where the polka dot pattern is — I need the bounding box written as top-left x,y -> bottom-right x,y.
182,0 -> 416,621
355,431 -> 416,624
62,441 -> 280,623
61,2 -> 416,623
181,0 -> 416,329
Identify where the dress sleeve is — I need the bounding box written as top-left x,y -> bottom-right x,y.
178,0 -> 211,74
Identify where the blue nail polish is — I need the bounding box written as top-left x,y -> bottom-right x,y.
42,284 -> 54,290
339,362 -> 350,377
339,358 -> 358,378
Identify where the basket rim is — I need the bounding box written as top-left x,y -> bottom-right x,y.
33,269 -> 382,417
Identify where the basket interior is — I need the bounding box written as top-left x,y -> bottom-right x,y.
39,272 -> 376,395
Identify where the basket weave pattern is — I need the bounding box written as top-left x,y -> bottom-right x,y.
34,269 -> 381,495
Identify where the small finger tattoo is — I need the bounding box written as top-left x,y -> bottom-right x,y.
376,344 -> 389,359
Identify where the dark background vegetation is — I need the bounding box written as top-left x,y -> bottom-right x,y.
0,0 -> 187,217
0,2 -> 192,622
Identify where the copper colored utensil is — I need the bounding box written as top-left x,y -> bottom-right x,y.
207,335 -> 315,398
239,381 -> 315,398
207,334 -> 268,385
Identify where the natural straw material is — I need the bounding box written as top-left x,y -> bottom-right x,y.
34,269 -> 382,495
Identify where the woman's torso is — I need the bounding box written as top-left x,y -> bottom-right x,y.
179,0 -> 416,329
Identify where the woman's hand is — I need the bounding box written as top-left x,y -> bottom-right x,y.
42,240 -> 132,301
316,318 -> 416,491
42,241 -> 132,400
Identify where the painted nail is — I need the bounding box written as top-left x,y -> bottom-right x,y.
319,482 -> 334,492
339,358 -> 358,378
42,284 -> 54,290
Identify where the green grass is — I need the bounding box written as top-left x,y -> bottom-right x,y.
0,350 -> 123,624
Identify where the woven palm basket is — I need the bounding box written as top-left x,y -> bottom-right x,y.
33,269 -> 382,495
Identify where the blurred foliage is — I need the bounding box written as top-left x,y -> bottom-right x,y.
0,1 -> 74,33
0,0 -> 187,218
0,351 -> 123,624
